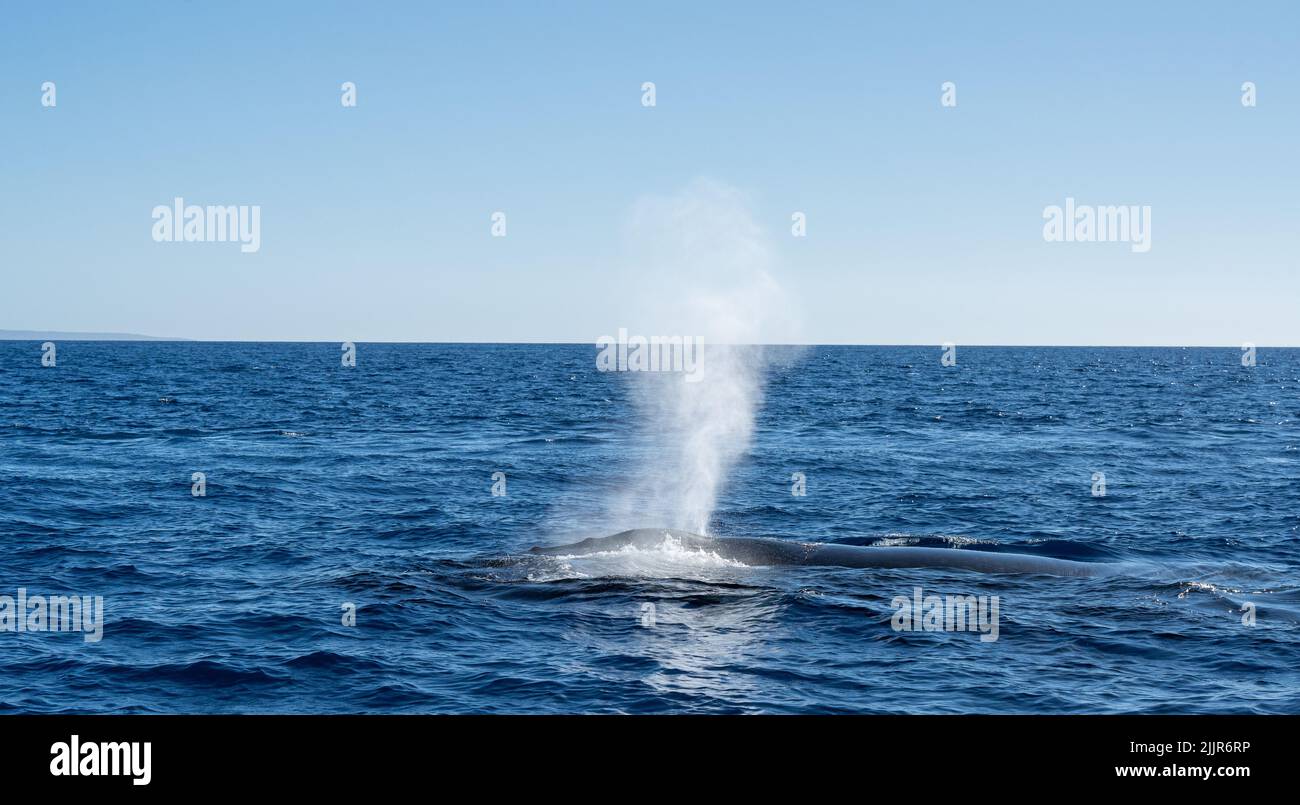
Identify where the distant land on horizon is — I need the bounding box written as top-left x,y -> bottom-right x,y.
0,330 -> 190,341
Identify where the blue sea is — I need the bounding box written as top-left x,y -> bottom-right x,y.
1,342 -> 1297,714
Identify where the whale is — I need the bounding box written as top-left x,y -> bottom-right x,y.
531,528 -> 1122,577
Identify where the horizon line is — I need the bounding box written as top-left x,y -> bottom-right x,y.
1,333 -> 1294,349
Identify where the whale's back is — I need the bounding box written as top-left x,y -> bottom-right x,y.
530,529 -> 1120,577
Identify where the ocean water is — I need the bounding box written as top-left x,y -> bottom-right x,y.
1,342 -> 1298,714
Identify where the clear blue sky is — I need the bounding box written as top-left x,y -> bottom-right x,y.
2,1 -> 1297,344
